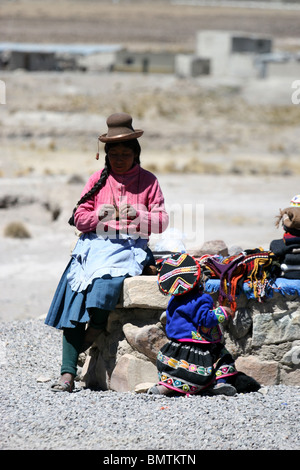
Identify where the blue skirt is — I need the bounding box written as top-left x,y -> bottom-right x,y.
45,246 -> 155,330
44,260 -> 126,330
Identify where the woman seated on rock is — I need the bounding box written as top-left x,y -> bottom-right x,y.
45,112 -> 169,392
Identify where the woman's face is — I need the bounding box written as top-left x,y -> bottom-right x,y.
107,144 -> 136,174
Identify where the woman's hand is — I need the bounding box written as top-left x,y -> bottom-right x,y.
119,203 -> 137,220
98,204 -> 118,221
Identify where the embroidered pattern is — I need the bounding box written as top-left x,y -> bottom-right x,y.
191,325 -> 223,343
157,350 -> 213,377
215,365 -> 237,378
158,372 -> 206,394
213,306 -> 227,323
158,253 -> 201,296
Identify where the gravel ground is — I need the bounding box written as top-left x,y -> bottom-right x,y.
0,318 -> 299,452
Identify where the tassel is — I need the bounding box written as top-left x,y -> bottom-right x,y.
96,152 -> 99,160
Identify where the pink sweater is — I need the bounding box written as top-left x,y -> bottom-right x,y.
74,164 -> 169,239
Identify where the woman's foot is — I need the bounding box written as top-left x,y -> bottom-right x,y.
51,373 -> 75,393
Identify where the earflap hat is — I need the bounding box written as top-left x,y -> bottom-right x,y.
290,194 -> 300,207
158,253 -> 201,296
99,112 -> 144,143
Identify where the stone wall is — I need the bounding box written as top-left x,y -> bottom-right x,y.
80,275 -> 300,392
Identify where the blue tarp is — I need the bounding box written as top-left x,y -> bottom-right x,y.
204,278 -> 300,299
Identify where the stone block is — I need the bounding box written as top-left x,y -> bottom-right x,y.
235,356 -> 278,386
281,343 -> 300,366
279,366 -> 300,386
123,322 -> 168,363
110,354 -> 158,392
228,307 -> 252,339
121,276 -> 169,309
252,310 -> 300,347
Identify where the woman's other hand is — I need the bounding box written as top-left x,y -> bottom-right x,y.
119,203 -> 137,220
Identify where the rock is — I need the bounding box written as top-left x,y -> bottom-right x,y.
190,240 -> 228,257
36,375 -> 51,383
252,310 -> 300,347
281,343 -> 300,366
228,307 -> 252,339
279,365 -> 300,386
235,356 -> 279,386
122,276 -> 169,309
134,382 -> 156,393
228,245 -> 244,256
110,354 -> 158,392
123,323 -> 168,362
160,311 -> 167,326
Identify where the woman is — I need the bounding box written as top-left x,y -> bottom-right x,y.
45,112 -> 169,392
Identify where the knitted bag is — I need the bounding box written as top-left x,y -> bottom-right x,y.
238,249 -> 275,301
202,249 -> 275,311
203,253 -> 246,311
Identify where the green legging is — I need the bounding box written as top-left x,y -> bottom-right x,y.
61,308 -> 109,376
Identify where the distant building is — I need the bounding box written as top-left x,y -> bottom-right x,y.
112,50 -> 176,74
0,43 -> 122,71
3,50 -> 56,71
196,30 -> 273,78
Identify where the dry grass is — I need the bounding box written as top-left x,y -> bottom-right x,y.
4,221 -> 31,239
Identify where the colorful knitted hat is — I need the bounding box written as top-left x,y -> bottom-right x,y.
158,253 -> 201,296
290,195 -> 300,207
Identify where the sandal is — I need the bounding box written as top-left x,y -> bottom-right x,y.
51,380 -> 75,393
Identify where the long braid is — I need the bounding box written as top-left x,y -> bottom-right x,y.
68,139 -> 141,226
68,157 -> 110,226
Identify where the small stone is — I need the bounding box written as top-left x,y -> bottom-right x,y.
134,382 -> 156,393
36,375 -> 51,383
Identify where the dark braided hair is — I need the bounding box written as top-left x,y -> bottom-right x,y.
68,139 -> 141,226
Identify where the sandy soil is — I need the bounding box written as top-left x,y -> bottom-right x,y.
1,1 -> 300,322
2,0 -> 300,48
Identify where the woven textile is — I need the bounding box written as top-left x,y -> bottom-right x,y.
201,249 -> 276,311
156,341 -> 237,395
158,253 -> 201,296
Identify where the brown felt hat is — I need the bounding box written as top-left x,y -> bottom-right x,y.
98,112 -> 144,143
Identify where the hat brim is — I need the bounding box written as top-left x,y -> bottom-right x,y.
98,130 -> 144,143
